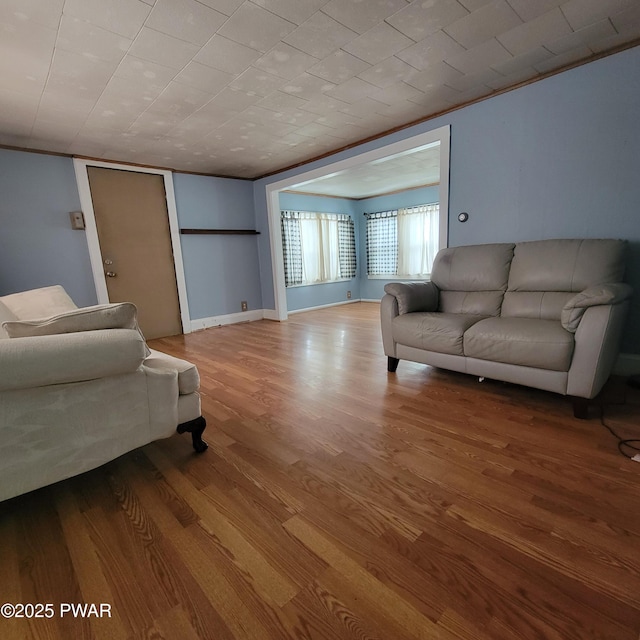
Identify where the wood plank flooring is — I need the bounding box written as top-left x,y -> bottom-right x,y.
2,302 -> 640,640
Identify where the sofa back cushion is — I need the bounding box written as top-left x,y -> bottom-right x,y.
431,243 -> 515,316
438,291 -> 505,316
1,285 -> 77,320
507,239 -> 626,292
2,303 -> 139,338
501,291 -> 574,320
502,239 -> 627,320
0,301 -> 17,339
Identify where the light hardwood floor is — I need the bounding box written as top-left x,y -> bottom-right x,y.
2,302 -> 640,640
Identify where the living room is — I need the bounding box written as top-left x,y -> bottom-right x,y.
1,44 -> 639,363
1,1 -> 640,638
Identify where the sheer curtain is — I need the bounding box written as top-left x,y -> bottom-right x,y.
299,214 -> 340,283
281,211 -> 355,286
396,204 -> 439,277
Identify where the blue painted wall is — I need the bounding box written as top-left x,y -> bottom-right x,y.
0,149 -> 97,307
254,46 -> 640,354
2,45 -> 638,353
278,191 -> 359,311
172,172 -> 262,319
0,152 -> 263,321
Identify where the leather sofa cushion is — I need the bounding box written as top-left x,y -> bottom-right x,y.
431,243 -> 515,292
508,239 -> 626,292
501,291 -> 574,321
439,290 -> 504,316
464,318 -> 574,371
392,312 -> 486,356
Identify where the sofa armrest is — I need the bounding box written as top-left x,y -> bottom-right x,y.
567,301 -> 630,399
144,349 -> 200,395
561,283 -> 632,332
383,281 -> 439,314
0,328 -> 147,391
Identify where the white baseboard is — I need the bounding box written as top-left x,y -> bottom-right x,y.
360,298 -> 381,303
288,299 -> 360,315
190,309 -> 264,331
262,309 -> 280,321
614,353 -> 640,376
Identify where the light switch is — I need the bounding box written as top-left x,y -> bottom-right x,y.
69,211 -> 85,230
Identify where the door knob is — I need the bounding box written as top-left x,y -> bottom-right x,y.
105,271 -> 117,278
104,259 -> 113,265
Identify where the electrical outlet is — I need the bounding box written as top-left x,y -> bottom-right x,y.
241,301 -> 248,312
346,290 -> 352,299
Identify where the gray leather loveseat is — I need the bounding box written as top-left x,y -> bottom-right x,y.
381,239 -> 632,417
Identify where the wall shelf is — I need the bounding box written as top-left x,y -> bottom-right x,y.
180,229 -> 260,235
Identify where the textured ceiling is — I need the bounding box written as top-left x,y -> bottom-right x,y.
0,0 -> 638,179
285,142 -> 441,199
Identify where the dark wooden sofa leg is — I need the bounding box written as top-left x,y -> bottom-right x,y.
176,416 -> 208,453
387,357 -> 399,373
572,397 -> 590,420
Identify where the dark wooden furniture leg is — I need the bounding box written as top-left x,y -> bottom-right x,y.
388,357 -> 399,373
572,397 -> 589,420
176,416 -> 208,453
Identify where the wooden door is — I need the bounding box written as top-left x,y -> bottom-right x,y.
87,167 -> 182,339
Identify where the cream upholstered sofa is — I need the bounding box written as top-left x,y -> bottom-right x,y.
0,285 -> 207,502
381,239 -> 632,417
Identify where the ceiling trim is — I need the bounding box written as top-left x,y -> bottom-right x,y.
0,145 -> 253,181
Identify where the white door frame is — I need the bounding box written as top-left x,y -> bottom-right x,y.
73,158 -> 192,333
264,125 -> 451,321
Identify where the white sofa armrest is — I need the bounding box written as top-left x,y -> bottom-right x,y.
561,283 -> 632,332
144,348 -> 200,395
0,328 -> 147,391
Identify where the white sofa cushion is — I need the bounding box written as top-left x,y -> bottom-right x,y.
2,303 -> 139,338
0,285 -> 77,319
0,301 -> 17,339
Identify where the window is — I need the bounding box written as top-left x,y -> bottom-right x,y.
281,211 -> 356,287
366,203 -> 439,279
